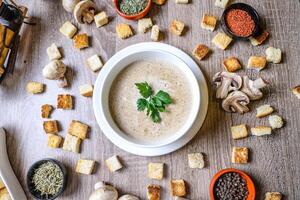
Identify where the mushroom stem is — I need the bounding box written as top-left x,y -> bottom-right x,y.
232,100 -> 249,114
253,77 -> 267,89
217,77 -> 232,98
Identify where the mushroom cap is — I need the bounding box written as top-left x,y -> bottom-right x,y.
213,72 -> 242,99
42,60 -> 66,80
73,0 -> 96,23
62,0 -> 80,13
118,194 -> 140,200
89,182 -> 118,200
222,91 -> 250,114
241,76 -> 267,100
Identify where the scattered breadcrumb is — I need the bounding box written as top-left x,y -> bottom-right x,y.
214,0 -> 230,8
116,23 -> 134,39
105,155 -> 123,172
192,44 -> 210,60
86,54 -> 103,72
147,184 -> 160,200
292,86 -> 300,99
26,81 -> 44,94
57,94 -> 73,109
247,56 -> 267,71
170,179 -> 186,197
231,124 -> 248,140
266,47 -> 282,64
59,21 -> 77,38
231,147 -> 249,164
73,33 -> 89,49
76,159 -> 96,175
62,134 -> 81,153
212,32 -> 232,50
251,126 -> 272,136
94,11 -> 108,28
148,163 -> 164,180
268,115 -> 284,129
256,104 -> 274,118
79,84 -> 93,97
138,18 -> 153,33
223,57 -> 241,72
41,104 -> 53,118
151,25 -> 160,41
47,43 -> 62,60
47,134 -> 63,148
265,192 -> 282,200
43,120 -> 59,134
250,30 -> 269,46
188,153 -> 205,169
170,20 -> 185,36
176,0 -> 189,4
201,14 -> 217,31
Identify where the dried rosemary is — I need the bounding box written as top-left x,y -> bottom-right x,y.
119,0 -> 148,15
32,162 -> 63,197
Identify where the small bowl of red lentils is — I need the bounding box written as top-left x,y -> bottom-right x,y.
221,3 -> 262,40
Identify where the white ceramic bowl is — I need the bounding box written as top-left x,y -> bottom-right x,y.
93,46 -> 200,149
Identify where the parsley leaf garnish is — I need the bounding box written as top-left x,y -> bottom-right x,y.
135,82 -> 173,123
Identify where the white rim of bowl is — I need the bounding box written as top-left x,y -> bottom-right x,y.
93,44 -> 201,149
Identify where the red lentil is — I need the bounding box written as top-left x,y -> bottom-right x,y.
225,9 -> 255,37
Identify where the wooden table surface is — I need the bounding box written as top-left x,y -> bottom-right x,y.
0,0 -> 299,199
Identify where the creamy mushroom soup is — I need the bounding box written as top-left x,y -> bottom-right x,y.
109,59 -> 192,143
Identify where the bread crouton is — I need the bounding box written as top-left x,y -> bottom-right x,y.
59,21 -> 77,38
26,81 -> 44,94
148,163 -> 164,180
170,20 -> 185,36
231,124 -> 248,140
116,23 -> 133,39
192,44 -> 210,60
79,84 -> 93,97
73,33 -> 89,49
0,180 -> 5,190
268,115 -> 284,129
151,25 -> 160,41
57,94 -> 73,109
231,147 -> 249,164
68,120 -> 89,139
62,134 -> 81,153
292,86 -> 300,99
266,47 -> 282,64
201,14 -> 217,31
265,192 -> 282,200
170,179 -> 186,197
256,104 -> 274,118
147,184 -> 160,200
212,32 -> 232,50
215,0 -> 230,8
47,43 -> 61,60
41,104 -> 53,118
94,12 -> 108,28
47,134 -> 63,148
188,153 -> 205,169
223,57 -> 241,72
0,188 -> 11,200
176,0 -> 188,3
250,30 -> 269,46
251,126 -> 272,136
43,120 -> 58,134
0,67 -> 4,77
105,155 -> 123,172
247,56 -> 267,71
86,54 -> 103,72
138,18 -> 153,33
76,159 -> 96,175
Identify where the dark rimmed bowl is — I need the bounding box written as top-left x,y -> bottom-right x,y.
113,0 -> 152,20
27,159 -> 68,200
209,168 -> 256,200
221,3 -> 262,40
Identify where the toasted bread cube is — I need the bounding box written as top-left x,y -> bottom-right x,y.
41,104 -> 53,118
68,120 -> 89,139
43,120 -> 58,134
247,56 -> 267,71
86,54 -> 103,72
138,18 -> 153,33
265,192 -> 282,200
59,21 -> 77,38
192,44 -> 210,60
251,126 -> 272,136
105,155 -> 123,172
147,184 -> 160,200
46,43 -> 61,60
232,147 -> 249,164
76,159 -> 96,175
116,23 -> 133,39
79,84 -> 93,97
212,32 -> 232,50
201,14 -> 217,31
153,0 -> 167,5
57,94 -> 73,109
170,20 -> 185,36
223,57 -> 241,72
292,86 -> 300,99
231,124 -> 248,140
266,47 -> 282,64
47,134 -> 63,148
0,188 -> 11,200
26,81 -> 44,94
62,134 -> 81,153
256,104 -> 274,118
148,163 -> 164,180
73,33 -> 89,49
215,0 -> 230,8
250,30 -> 269,46
94,11 -> 108,28
170,179 -> 186,197
0,180 -> 5,190
151,25 -> 160,41
188,153 -> 204,169
268,115 -> 284,129
176,0 -> 188,4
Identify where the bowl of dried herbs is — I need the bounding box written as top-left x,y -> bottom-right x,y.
113,0 -> 152,20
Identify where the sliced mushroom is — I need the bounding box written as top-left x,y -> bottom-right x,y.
42,60 -> 66,80
222,91 -> 250,114
118,194 -> 140,200
241,76 -> 268,100
213,72 -> 242,99
62,0 -> 80,13
89,182 -> 118,200
74,0 -> 96,24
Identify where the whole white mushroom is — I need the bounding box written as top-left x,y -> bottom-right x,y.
42,60 -> 66,80
118,194 -> 140,200
62,0 -> 80,13
89,182 -> 118,200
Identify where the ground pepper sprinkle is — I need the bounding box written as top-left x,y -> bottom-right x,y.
225,9 -> 255,37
